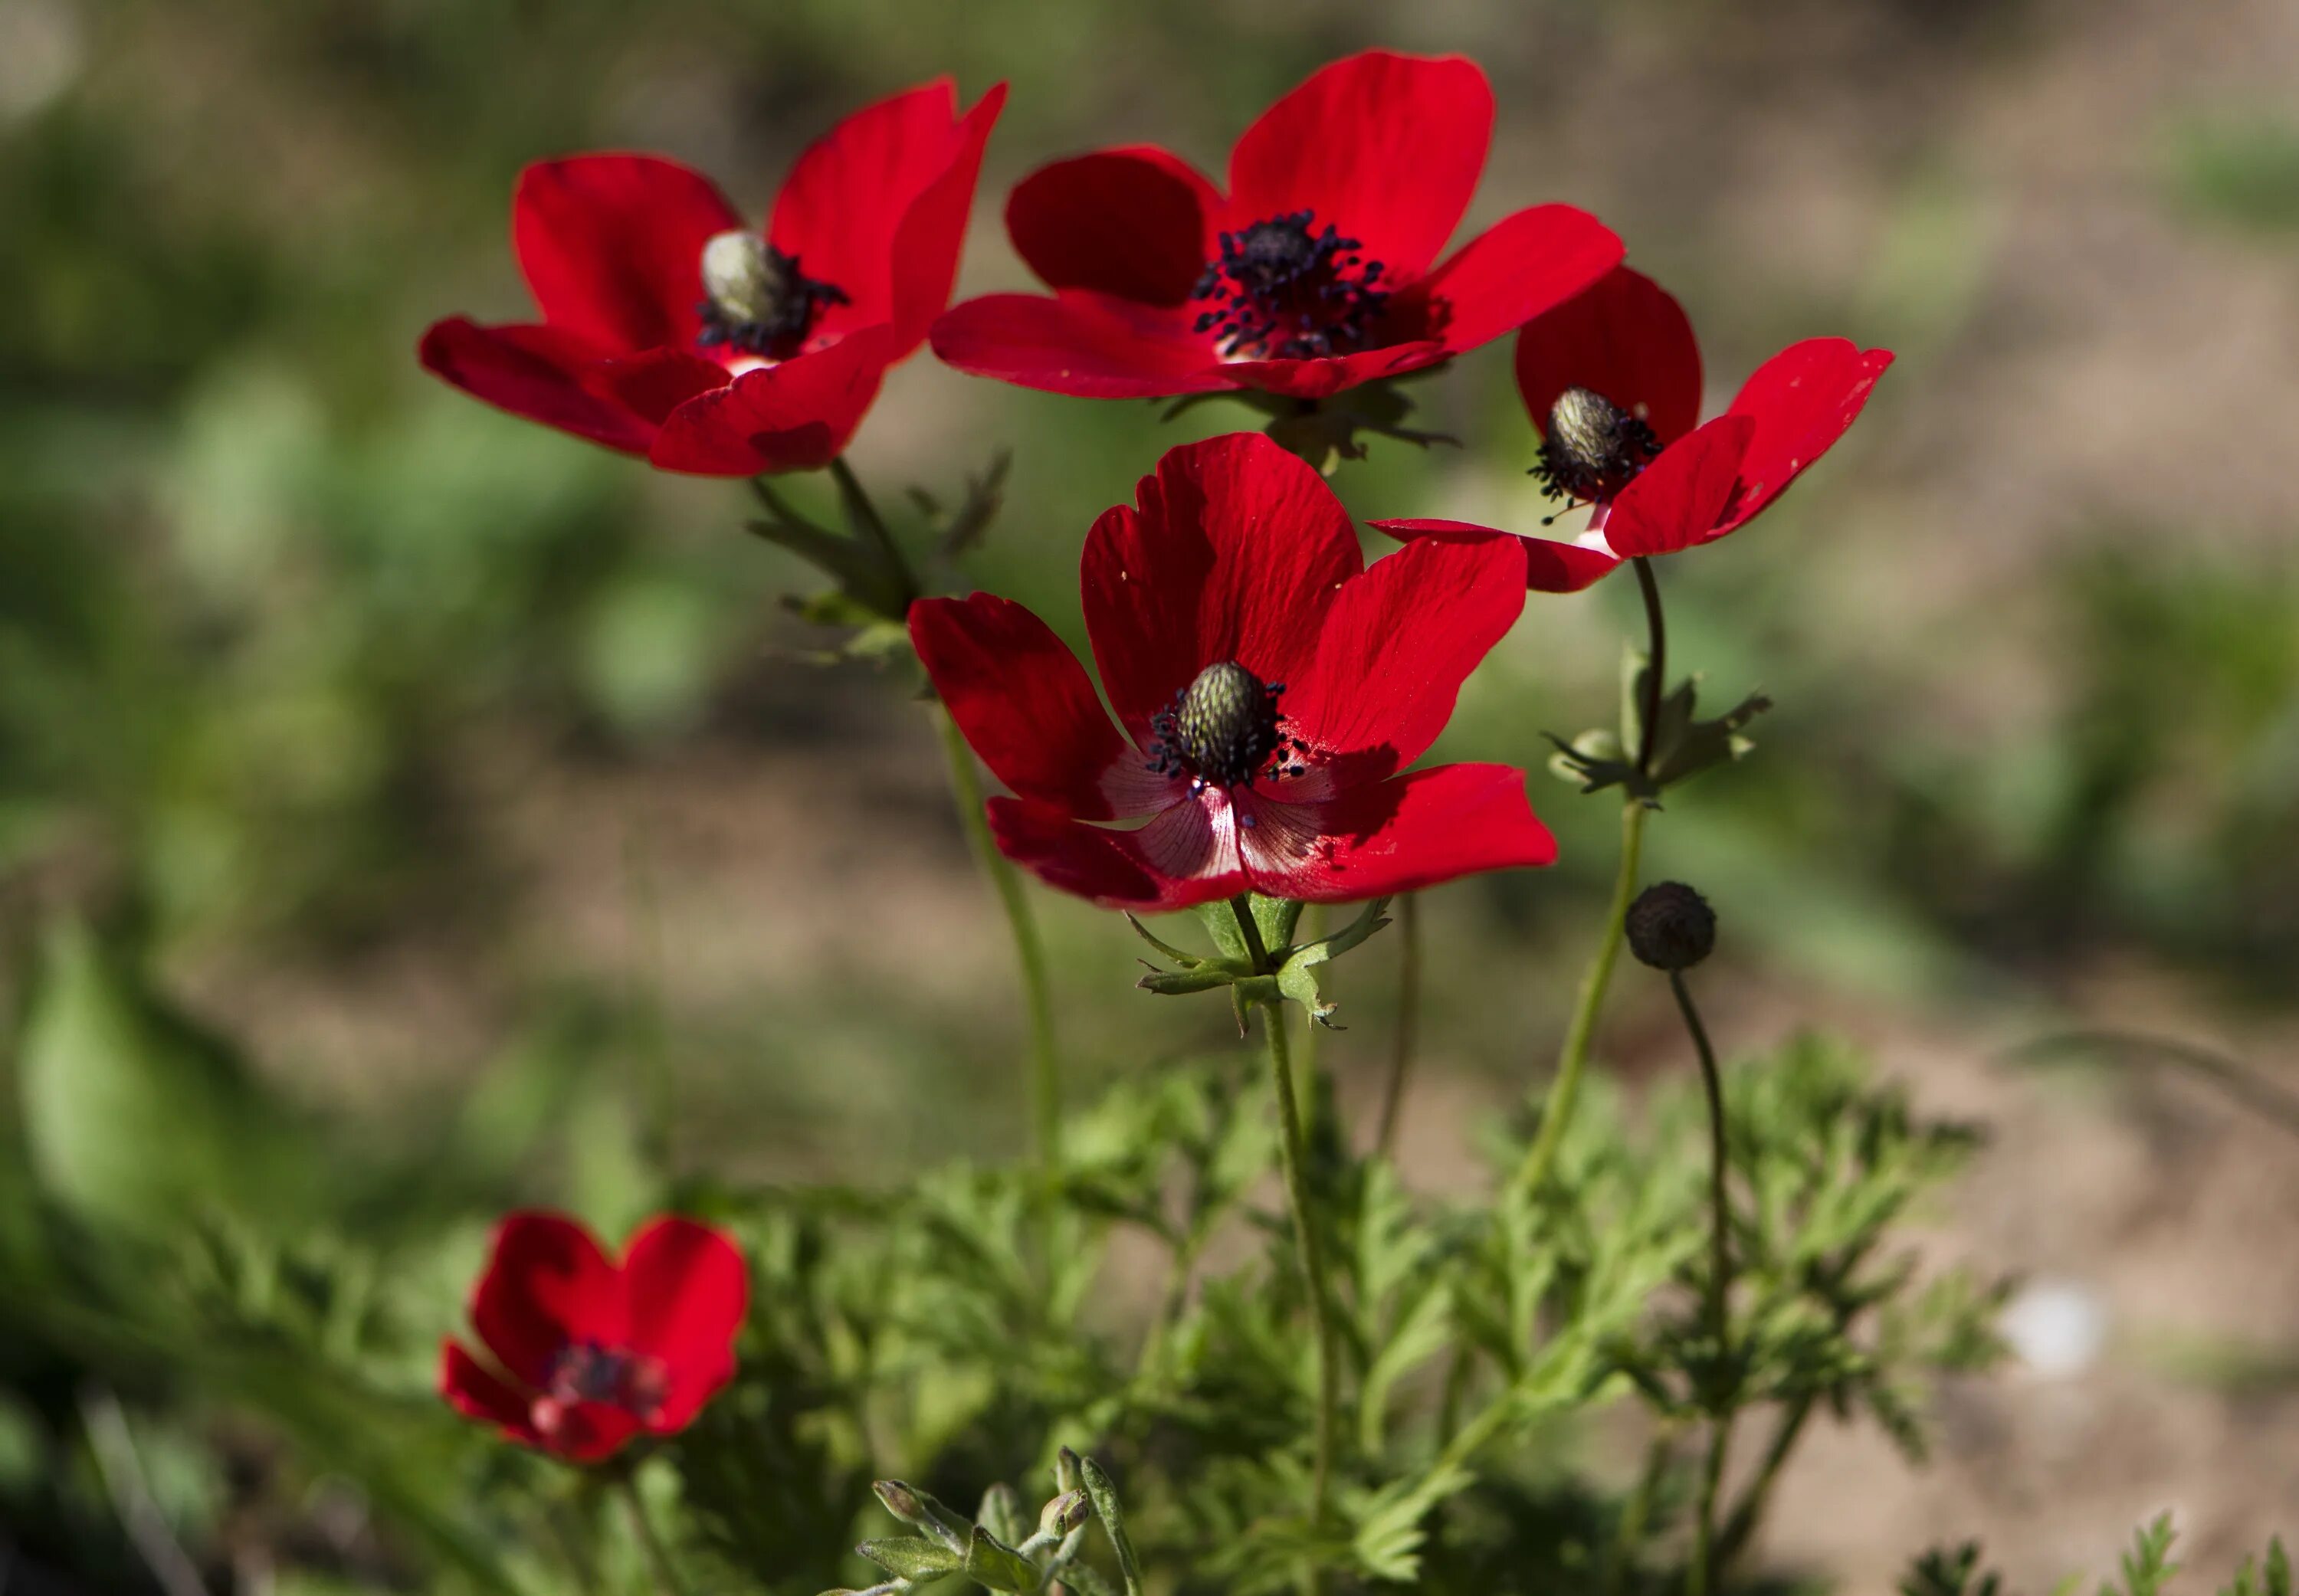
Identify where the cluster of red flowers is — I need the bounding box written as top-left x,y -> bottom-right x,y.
423,49 -> 1889,1459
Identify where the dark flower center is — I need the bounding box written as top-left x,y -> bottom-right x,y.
543,1339 -> 669,1421
696,230 -> 848,361
1192,211 -> 1389,361
1532,385 -> 1661,506
1146,661 -> 1310,794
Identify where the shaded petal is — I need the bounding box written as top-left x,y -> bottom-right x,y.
882,83 -> 1008,356
470,1211 -> 621,1388
987,795 -> 1244,910
1238,764 -> 1557,903
931,290 -> 1231,398
514,156 -> 740,354
1602,415 -> 1754,557
622,1216 -> 747,1433
1081,434 -> 1360,746
590,347 -> 732,428
1284,536 -> 1526,784
1214,339 -> 1449,399
1226,51 -> 1492,281
1408,206 -> 1625,359
418,318 -> 658,455
648,326 -> 896,476
1008,146 -> 1222,306
1371,518 -> 1623,593
530,1399 -> 644,1465
910,594 -> 1179,820
439,1340 -> 542,1448
1514,266 -> 1704,447
769,81 -> 985,352
1715,339 -> 1894,535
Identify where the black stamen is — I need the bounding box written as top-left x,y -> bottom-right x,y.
696,231 -> 848,362
1531,385 -> 1661,504
1144,661 -> 1305,791
546,1340 -> 668,1421
1191,211 -> 1389,361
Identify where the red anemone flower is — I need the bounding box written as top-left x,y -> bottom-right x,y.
910,434 -> 1556,909
1375,266 -> 1894,589
439,1211 -> 747,1463
930,51 -> 1622,403
420,80 -> 1005,476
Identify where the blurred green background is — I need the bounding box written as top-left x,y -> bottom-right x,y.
5,0 -> 2299,1589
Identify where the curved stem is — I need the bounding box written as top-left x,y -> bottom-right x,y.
617,1475 -> 689,1596
1234,896 -> 1336,1587
1374,893 -> 1422,1157
933,703 -> 1061,1172
1510,798 -> 1647,1196
1633,555 -> 1667,775
1669,966 -> 1731,1596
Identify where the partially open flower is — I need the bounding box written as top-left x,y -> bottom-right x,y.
910,433 -> 1557,909
1374,266 -> 1893,589
419,80 -> 1004,476
930,51 -> 1622,404
439,1211 -> 747,1463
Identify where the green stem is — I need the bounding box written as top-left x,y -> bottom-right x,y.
828,455 -> 920,612
1510,798 -> 1648,1195
1670,966 -> 1731,1596
1234,896 -> 1336,1587
1374,892 -> 1422,1157
1605,1424 -> 1678,1596
618,1475 -> 689,1596
933,703 -> 1061,1172
1714,1395 -> 1812,1569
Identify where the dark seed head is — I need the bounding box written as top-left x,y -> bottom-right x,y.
1533,385 -> 1661,505
1172,661 -> 1281,788
1626,881 -> 1717,972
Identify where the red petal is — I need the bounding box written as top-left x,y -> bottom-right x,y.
418,318 -> 659,455
931,290 -> 1231,398
771,82 -> 1005,359
591,348 -> 732,428
1081,433 -> 1360,746
1225,51 -> 1493,282
533,1401 -> 644,1464
1410,206 -> 1625,360
1284,537 -> 1526,784
1007,146 -> 1222,307
621,1216 -> 746,1433
1514,266 -> 1704,447
1716,339 -> 1894,535
1214,339 -> 1449,399
1371,519 -> 1622,594
1602,415 -> 1755,557
439,1340 -> 543,1448
987,795 -> 1244,910
648,326 -> 895,476
883,84 -> 1008,356
470,1211 -> 622,1388
910,594 -> 1179,821
1238,764 -> 1557,903
513,156 -> 740,355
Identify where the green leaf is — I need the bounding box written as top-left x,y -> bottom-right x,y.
963,1526 -> 1044,1593
1078,1458 -> 1144,1596
856,1535 -> 965,1581
18,922 -> 313,1237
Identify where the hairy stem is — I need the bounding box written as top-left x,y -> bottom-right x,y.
1633,555 -> 1667,773
933,703 -> 1061,1173
1671,966 -> 1732,1596
1235,896 -> 1336,1588
1374,892 -> 1422,1157
1510,798 -> 1647,1195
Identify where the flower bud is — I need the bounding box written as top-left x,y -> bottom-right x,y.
1054,1446 -> 1084,1494
872,1480 -> 928,1526
1040,1488 -> 1091,1537
1626,881 -> 1716,972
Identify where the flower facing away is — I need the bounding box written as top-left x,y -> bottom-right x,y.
1374,267 -> 1894,589
929,51 -> 1624,403
439,1211 -> 747,1463
908,433 -> 1558,909
420,80 -> 1005,475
